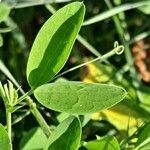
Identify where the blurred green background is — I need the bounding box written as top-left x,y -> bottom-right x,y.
0,0 -> 150,149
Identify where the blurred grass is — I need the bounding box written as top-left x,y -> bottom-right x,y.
0,0 -> 150,149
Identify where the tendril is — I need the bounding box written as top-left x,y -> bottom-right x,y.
114,41 -> 124,55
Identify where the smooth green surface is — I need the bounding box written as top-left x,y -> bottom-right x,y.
0,34 -> 3,47
83,1 -> 150,26
85,135 -> 120,150
0,60 -> 21,90
44,116 -> 81,150
0,124 -> 12,150
138,4 -> 150,14
26,2 -> 85,88
20,127 -> 47,150
34,81 -> 127,114
0,2 -> 11,23
135,122 -> 150,150
7,0 -> 71,8
139,85 -> 150,106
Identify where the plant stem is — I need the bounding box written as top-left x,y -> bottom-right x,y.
26,98 -> 51,137
53,43 -> 124,79
0,60 -> 51,138
6,110 -> 11,142
105,0 -> 140,89
16,89 -> 34,104
19,89 -> 51,137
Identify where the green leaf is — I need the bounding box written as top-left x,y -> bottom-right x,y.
85,135 -> 120,150
138,4 -> 150,15
44,116 -> 81,150
6,0 -> 71,9
0,124 -> 12,150
83,1 -> 150,26
135,122 -> 150,150
34,81 -> 127,114
0,2 -> 11,23
139,85 -> 150,106
0,60 -> 20,89
20,127 -> 47,150
91,100 -> 148,136
57,112 -> 70,123
0,34 -> 3,47
82,62 -> 148,133
26,2 -> 85,88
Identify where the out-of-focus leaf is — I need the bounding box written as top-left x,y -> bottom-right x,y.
5,0 -> 71,8
0,60 -> 21,90
140,104 -> 150,113
138,4 -> 150,15
0,2 -> 11,23
0,124 -> 12,150
26,2 -> 85,88
4,17 -> 27,50
81,62 -> 114,83
0,34 -> 3,47
20,127 -> 47,150
135,121 -> 150,150
129,30 -> 150,44
0,27 -> 12,33
85,135 -> 120,150
34,81 -> 127,114
83,1 -> 150,26
92,101 -> 145,135
44,116 -> 81,150
138,85 -> 150,106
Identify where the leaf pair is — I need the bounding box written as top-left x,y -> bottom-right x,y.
20,116 -> 81,150
26,2 -> 127,114
20,115 -> 122,150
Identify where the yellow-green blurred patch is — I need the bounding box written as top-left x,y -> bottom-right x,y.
81,62 -> 148,135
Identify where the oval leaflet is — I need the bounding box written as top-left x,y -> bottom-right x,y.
26,2 -> 85,88
34,81 -> 127,114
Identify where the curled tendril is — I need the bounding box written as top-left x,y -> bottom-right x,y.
114,41 -> 119,48
53,41 -> 125,80
114,41 -> 124,55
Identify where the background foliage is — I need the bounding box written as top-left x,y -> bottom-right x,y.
0,0 -> 150,149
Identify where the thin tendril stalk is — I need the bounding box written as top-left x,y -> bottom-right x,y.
54,41 -> 124,79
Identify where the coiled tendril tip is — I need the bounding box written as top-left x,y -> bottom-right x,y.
114,41 -> 124,55
115,46 -> 124,55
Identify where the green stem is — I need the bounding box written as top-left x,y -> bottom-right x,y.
6,110 -> 11,142
26,98 -> 51,137
16,89 -> 34,104
0,60 -> 51,138
18,89 -> 51,138
105,0 -> 140,89
53,43 -> 124,79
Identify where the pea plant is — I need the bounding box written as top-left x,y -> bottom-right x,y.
0,2 -> 128,150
